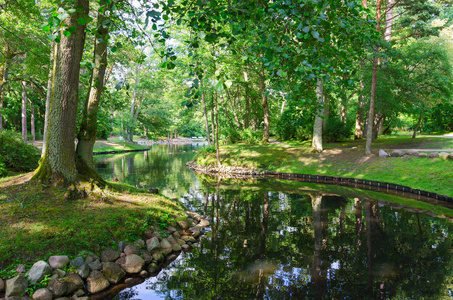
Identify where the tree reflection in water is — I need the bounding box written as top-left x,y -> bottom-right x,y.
118,177 -> 453,299
96,150 -> 453,299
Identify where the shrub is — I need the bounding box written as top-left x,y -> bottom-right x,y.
226,128 -> 263,144
324,117 -> 353,142
196,145 -> 216,157
0,157 -> 7,177
0,131 -> 40,172
276,106 -> 313,141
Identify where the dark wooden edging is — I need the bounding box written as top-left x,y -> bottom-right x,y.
93,148 -> 151,155
187,163 -> 453,205
261,171 -> 453,204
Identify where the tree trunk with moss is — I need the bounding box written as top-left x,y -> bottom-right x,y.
76,1 -> 112,168
33,0 -> 92,184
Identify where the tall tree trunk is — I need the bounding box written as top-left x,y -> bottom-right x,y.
412,110 -> 423,139
33,0 -> 90,184
365,51 -> 378,155
211,103 -> 215,144
260,66 -> 269,143
312,78 -> 324,152
42,42 -> 56,156
0,44 -> 15,132
76,1 -> 112,168
215,92 -> 221,166
322,93 -> 329,133
21,81 -> 28,142
128,65 -> 140,141
30,99 -> 35,141
200,78 -> 211,145
244,70 -> 250,129
354,0 -> 368,140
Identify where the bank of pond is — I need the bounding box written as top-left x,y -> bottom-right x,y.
1,143 -> 452,299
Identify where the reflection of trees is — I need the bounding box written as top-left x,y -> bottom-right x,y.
95,144 -> 202,198
137,178 -> 453,299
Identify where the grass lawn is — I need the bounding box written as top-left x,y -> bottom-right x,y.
0,173 -> 188,278
195,135 -> 453,197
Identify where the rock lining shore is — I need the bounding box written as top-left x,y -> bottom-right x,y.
0,212 -> 209,300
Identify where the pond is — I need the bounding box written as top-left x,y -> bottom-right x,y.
95,144 -> 453,299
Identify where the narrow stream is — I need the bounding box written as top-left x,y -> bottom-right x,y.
95,143 -> 453,299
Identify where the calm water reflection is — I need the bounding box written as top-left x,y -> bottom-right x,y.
95,144 -> 453,299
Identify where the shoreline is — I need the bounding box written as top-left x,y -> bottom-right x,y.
186,161 -> 453,206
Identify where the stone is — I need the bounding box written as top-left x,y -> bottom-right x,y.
166,254 -> 178,261
64,274 -> 84,295
166,226 -> 177,234
390,150 -> 405,157
47,278 -> 68,297
6,276 -> 28,298
86,271 -> 110,294
134,239 -> 145,248
118,241 -> 128,252
73,289 -> 85,297
0,277 -> 4,292
181,235 -> 197,243
429,152 -> 439,158
141,250 -> 152,264
70,257 -> 84,269
114,257 -> 126,265
120,254 -> 145,274
176,238 -> 186,246
378,149 -> 389,157
16,264 -> 26,274
188,226 -> 201,238
32,288 -> 53,300
124,278 -> 133,284
84,254 -> 99,265
173,231 -> 181,239
88,259 -> 102,271
406,149 -> 418,156
192,213 -> 202,222
102,262 -> 126,284
181,244 -> 190,251
171,243 -> 182,252
101,249 -> 120,263
147,263 -> 160,274
418,152 -> 428,157
53,269 -> 66,278
166,235 -> 177,245
151,251 -> 165,262
153,231 -> 162,240
439,152 -> 449,160
142,231 -> 154,240
160,238 -> 172,249
161,247 -> 173,255
139,270 -> 148,277
146,237 -> 161,252
77,264 -> 90,279
49,256 -> 70,269
28,261 -> 52,284
124,244 -> 140,256
177,219 -> 190,229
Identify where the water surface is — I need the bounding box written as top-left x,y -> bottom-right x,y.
95,144 -> 453,299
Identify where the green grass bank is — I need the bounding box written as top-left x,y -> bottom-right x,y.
194,135 -> 453,197
0,173 -> 189,278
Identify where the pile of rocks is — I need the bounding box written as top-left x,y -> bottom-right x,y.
186,161 -> 263,175
379,149 -> 453,160
0,212 -> 209,300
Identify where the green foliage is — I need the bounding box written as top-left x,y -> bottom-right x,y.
226,128 -> 263,144
276,106 -> 313,141
0,157 -> 7,177
0,131 -> 40,172
324,118 -> 353,142
196,145 -> 216,158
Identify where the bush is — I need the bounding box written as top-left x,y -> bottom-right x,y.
276,106 -> 313,141
226,128 -> 263,144
0,157 -> 7,177
196,145 -> 216,157
324,118 -> 353,142
0,131 -> 40,172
